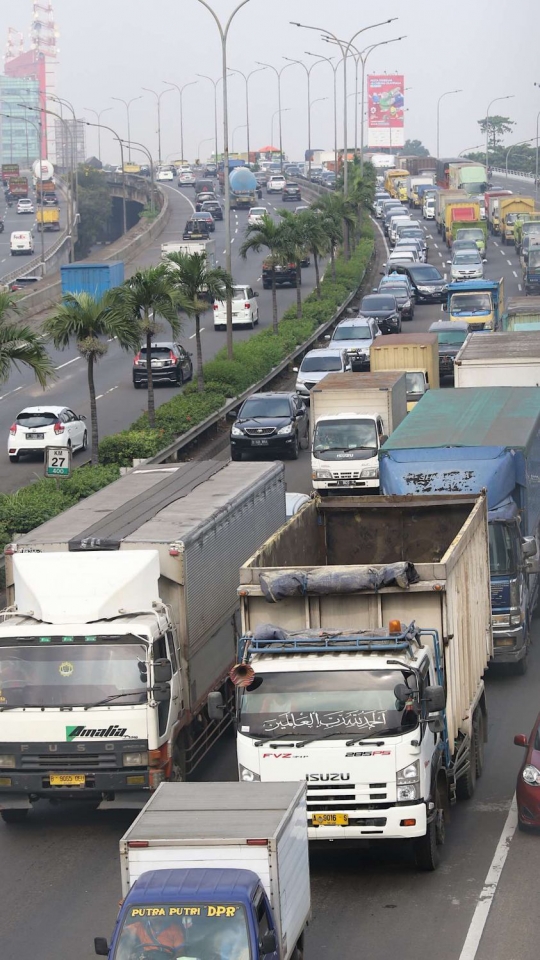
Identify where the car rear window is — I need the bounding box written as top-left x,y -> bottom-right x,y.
16,412 -> 59,427
140,347 -> 173,358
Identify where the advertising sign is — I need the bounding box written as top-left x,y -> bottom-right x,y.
1,163 -> 19,180
367,75 -> 405,148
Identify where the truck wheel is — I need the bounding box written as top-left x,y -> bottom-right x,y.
1,809 -> 28,823
456,734 -> 477,801
414,817 -> 440,871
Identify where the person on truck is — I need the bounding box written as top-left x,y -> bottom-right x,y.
116,912 -> 185,958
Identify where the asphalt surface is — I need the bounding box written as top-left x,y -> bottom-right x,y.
0,191 -> 68,281
0,181 -> 317,492
0,191 -> 538,960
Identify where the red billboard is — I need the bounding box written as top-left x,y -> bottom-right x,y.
367,75 -> 405,148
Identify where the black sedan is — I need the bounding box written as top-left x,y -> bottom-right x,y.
230,392 -> 309,461
200,200 -> 223,220
388,264 -> 448,303
358,294 -> 401,334
282,182 -> 302,202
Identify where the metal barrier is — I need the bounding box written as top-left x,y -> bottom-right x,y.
1,176 -> 74,288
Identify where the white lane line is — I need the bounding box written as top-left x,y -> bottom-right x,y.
370,215 -> 390,258
55,356 -> 81,370
507,259 -> 512,265
95,393 -> 104,400
438,251 -> 443,258
257,275 -> 262,282
457,797 -> 517,960
189,328 -> 204,339
493,241 -> 499,246
1,258 -> 5,263
434,243 -> 439,249
222,248 -> 226,254
500,249 -> 505,256
231,237 -> 235,244
513,270 -> 518,277
518,283 -> 522,290
0,384 -> 24,401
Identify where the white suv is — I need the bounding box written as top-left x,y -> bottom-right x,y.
213,285 -> 259,330
266,175 -> 286,194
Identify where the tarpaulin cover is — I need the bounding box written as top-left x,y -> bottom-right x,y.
259,562 -> 420,603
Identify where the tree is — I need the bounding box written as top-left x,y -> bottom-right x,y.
107,266 -> 183,428
277,210 -> 308,318
478,115 -> 515,153
0,291 -> 54,389
312,194 -> 344,282
240,215 -> 287,333
44,292 -> 140,464
399,139 -> 430,157
165,251 -> 233,392
297,211 -> 328,298
75,166 -> 112,259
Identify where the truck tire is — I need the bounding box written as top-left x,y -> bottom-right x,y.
456,734 -> 477,801
414,816 -> 439,871
1,809 -> 28,823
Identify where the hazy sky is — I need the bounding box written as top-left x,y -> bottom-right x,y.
2,0 -> 539,165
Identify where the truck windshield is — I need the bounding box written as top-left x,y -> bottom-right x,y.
489,524 -> 517,577
450,293 -> 491,315
239,669 -> 417,737
114,903 -> 250,960
313,419 -> 377,459
0,640 -> 147,708
457,230 -> 483,240
437,331 -> 467,345
405,372 -> 426,397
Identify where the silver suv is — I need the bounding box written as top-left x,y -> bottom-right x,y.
326,317 -> 381,371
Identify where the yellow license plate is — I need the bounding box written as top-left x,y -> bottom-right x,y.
49,773 -> 86,787
312,812 -> 349,826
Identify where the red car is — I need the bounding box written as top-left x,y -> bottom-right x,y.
514,712 -> 540,830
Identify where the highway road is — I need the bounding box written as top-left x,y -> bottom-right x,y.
0,181 -> 319,492
0,190 -> 68,282
0,200 -> 538,960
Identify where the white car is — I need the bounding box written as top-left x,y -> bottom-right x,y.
213,284 -> 259,330
448,250 -> 486,282
423,197 -> 435,219
157,169 -> 174,182
17,198 -> 34,214
179,172 -> 195,186
293,348 -> 350,401
267,175 -> 286,193
247,206 -> 267,226
8,405 -> 87,463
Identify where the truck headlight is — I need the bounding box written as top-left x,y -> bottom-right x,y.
397,760 -> 419,800
277,424 -> 293,435
361,468 -> 379,478
123,751 -> 149,767
313,469 -> 333,480
239,764 -> 260,782
0,755 -> 15,768
397,783 -> 418,801
231,425 -> 244,437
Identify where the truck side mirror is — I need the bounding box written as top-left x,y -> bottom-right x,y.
152,683 -> 171,703
208,691 -> 225,720
94,938 -> 109,956
153,659 -> 172,683
424,685 -> 445,712
260,931 -> 277,955
521,536 -> 537,559
379,434 -> 388,445
428,715 -> 444,734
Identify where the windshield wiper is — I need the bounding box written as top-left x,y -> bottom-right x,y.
345,725 -> 409,746
253,732 -> 313,747
84,691 -> 146,709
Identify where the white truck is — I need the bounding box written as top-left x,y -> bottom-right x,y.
209,494 -> 492,871
95,782 -> 310,960
406,175 -> 434,208
310,371 -> 407,494
161,238 -> 216,269
454,331 -> 540,388
0,460 -> 286,822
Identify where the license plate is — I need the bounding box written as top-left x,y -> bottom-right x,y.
26,433 -> 44,440
312,812 -> 349,826
251,439 -> 269,446
49,773 -> 86,787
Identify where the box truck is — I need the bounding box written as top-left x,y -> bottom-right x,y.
454,332 -> 540,387
370,333 -> 439,410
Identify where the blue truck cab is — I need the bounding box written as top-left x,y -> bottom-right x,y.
380,387 -> 540,673
445,278 -> 504,331
96,868 -> 281,960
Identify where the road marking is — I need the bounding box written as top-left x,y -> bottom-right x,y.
507,259 -> 512,265
457,797 -> 517,960
513,270 -> 518,277
500,249 -> 505,255
189,327 -> 204,339
55,356 -> 81,370
438,251 -> 443,258
231,237 -> 235,244
0,384 -> 24,401
257,275 -> 262,282
222,248 -> 226,254
96,385 -> 119,401
518,283 -> 522,290
1,258 -> 5,263
434,243 -> 438,249
493,241 -> 499,246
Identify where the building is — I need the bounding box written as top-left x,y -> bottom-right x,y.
0,75 -> 41,167
54,117 -> 86,170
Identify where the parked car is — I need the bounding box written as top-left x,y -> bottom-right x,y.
514,712 -> 540,830
428,320 -> 471,381
326,316 -> 381,370
358,294 -> 402,335
16,198 -> 34,215
213,284 -> 259,330
282,182 -> 301,201
294,347 -> 350,400
132,341 -> 193,389
247,206 -> 267,226
8,405 -> 87,462
230,391 -> 309,460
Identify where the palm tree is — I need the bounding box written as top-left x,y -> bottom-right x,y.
44,292 -> 140,464
298,210 -> 329,298
314,192 -> 357,262
0,291 -> 54,388
108,265 -> 183,428
277,210 -> 307,319
311,195 -> 343,282
240,215 -> 286,334
165,251 -> 233,392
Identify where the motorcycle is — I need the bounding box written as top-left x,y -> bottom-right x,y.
0,220 -> 4,233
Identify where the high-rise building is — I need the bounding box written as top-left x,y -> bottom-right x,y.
54,117 -> 86,169
0,75 -> 41,167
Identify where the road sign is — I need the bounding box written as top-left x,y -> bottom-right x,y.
44,445 -> 72,478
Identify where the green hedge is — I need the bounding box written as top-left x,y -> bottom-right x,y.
99,225 -> 375,467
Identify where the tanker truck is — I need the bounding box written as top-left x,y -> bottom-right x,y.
229,166 -> 260,209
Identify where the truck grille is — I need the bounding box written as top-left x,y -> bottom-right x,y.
244,427 -> 276,437
20,752 -> 118,770
307,782 -> 390,811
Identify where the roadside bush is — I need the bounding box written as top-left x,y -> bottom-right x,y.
98,430 -> 171,466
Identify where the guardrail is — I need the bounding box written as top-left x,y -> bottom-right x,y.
491,167 -> 536,182
1,177 -> 74,288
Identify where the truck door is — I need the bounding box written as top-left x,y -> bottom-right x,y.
254,890 -> 279,960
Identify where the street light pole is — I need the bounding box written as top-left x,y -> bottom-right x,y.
142,87 -> 173,165
83,106 -> 112,163
505,137 -> 536,181
198,136 -> 213,161
485,94 -> 515,174
85,119 -> 127,234
305,52 -> 339,177
23,102 -> 75,261
112,96 -> 142,162
283,57 -> 326,181
50,94 -> 81,210
271,108 -> 291,149
163,81 -> 197,164
121,138 -> 156,212
196,0 -> 253,361
231,124 -> 247,155
292,18 -> 398,198
436,89 -> 462,159
196,74 -> 222,166
229,67 -> 266,164
255,61 -> 295,172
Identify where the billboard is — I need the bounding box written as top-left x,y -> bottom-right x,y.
367,75 -> 404,149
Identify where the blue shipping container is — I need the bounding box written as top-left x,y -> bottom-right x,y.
60,261 -> 124,299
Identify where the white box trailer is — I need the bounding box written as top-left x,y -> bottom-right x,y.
454,331 -> 540,388
117,781 -> 310,960
161,238 -> 216,268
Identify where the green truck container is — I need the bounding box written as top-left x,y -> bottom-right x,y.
502,297 -> 540,332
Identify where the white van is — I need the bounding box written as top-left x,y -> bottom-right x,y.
10,231 -> 34,256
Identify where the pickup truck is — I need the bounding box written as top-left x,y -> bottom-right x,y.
266,175 -> 286,194
262,257 -> 297,288
36,207 -> 60,231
